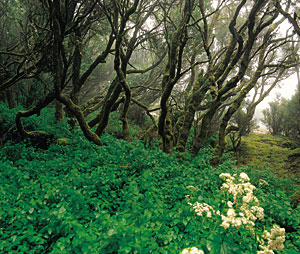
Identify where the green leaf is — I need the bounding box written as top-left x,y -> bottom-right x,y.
119,246 -> 132,253
206,234 -> 242,254
283,251 -> 300,254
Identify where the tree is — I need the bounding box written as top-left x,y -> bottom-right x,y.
0,0 -> 300,162
282,90 -> 300,139
262,96 -> 286,136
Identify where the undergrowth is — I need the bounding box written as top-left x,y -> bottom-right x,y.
0,131 -> 300,253
0,104 -> 299,253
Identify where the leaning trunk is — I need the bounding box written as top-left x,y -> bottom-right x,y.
176,73 -> 210,153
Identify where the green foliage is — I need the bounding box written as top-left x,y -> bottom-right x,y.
261,92 -> 300,141
238,168 -> 300,252
0,101 -> 72,140
281,91 -> 300,140
0,101 -> 23,127
262,95 -> 286,136
231,104 -> 259,136
103,111 -> 123,137
1,129 -> 299,253
0,103 -> 299,253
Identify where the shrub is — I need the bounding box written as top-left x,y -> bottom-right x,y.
180,172 -> 286,254
0,133 -> 299,253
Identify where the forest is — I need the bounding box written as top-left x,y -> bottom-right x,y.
0,0 -> 300,253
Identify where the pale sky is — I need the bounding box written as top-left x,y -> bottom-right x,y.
254,73 -> 298,129
257,73 -> 298,111
255,14 -> 299,121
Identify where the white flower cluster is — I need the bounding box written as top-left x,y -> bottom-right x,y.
180,247 -> 204,254
259,179 -> 269,186
257,224 -> 285,254
219,172 -> 264,230
184,172 -> 286,254
188,201 -> 215,218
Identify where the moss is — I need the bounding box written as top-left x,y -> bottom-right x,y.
27,130 -> 48,137
56,138 -> 69,145
239,133 -> 297,178
287,148 -> 300,177
289,188 -> 300,208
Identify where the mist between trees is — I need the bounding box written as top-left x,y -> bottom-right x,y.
1,0 -> 300,162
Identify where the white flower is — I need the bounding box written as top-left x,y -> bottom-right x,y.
190,247 -> 204,254
258,225 -> 285,253
189,202 -> 215,217
254,196 -> 260,205
181,247 -> 204,254
232,217 -> 242,228
271,225 -> 285,237
259,179 -> 269,186
243,182 -> 256,190
221,221 -> 230,229
227,208 -> 236,217
185,171 -> 285,254
251,206 -> 264,220
219,173 -> 233,180
240,172 -> 250,182
243,193 -> 254,203
227,201 -> 234,207
257,250 -> 274,254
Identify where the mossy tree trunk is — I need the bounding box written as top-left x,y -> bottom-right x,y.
173,0 -> 222,154
191,102 -> 220,155
55,101 -> 64,122
51,0 -> 104,145
52,0 -> 65,124
16,92 -> 55,144
175,72 -> 210,153
158,0 -> 195,153
113,11 -> 132,141
95,0 -> 140,140
192,0 -> 279,156
70,29 -> 82,106
213,19 -> 285,164
93,79 -> 123,136
190,0 -> 247,155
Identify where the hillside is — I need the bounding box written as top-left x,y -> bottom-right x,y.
1,131 -> 300,252
239,133 -> 300,179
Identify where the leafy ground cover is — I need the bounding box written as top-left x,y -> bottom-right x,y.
1,129 -> 300,253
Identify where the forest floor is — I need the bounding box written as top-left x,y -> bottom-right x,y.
238,133 -> 300,180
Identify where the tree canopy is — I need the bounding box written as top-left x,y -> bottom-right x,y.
1,0 -> 300,160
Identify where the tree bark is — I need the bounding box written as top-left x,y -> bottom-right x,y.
15,92 -> 55,146
55,100 -> 63,122
6,88 -> 17,109
175,72 -> 210,153
158,0 -> 195,153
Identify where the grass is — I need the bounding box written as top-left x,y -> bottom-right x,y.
238,133 -> 299,178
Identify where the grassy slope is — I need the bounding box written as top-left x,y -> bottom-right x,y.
238,133 -> 300,179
